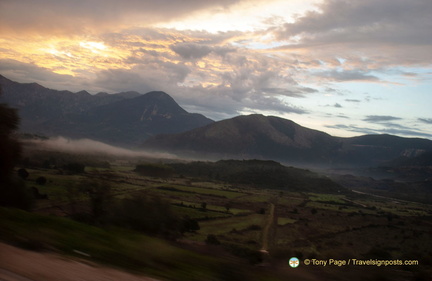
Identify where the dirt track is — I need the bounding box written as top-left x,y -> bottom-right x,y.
0,243 -> 160,281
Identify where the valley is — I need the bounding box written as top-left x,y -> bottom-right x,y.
2,144 -> 430,281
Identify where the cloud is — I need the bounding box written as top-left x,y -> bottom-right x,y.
93,62 -> 191,94
325,124 -> 376,135
170,43 -> 238,60
363,115 -> 402,122
326,123 -> 432,138
380,128 -> 432,138
0,0 -> 247,35
315,69 -> 380,82
345,99 -> 361,103
418,118 -> 432,124
0,59 -> 88,92
171,43 -> 213,60
271,0 -> 432,75
276,0 -> 432,46
26,136 -> 176,158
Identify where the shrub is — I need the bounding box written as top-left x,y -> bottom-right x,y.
205,234 -> 220,245
135,163 -> 173,178
35,176 -> 47,185
17,168 -> 29,180
64,162 -> 85,174
109,194 -> 181,237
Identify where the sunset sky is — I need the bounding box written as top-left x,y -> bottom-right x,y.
1,0 -> 431,138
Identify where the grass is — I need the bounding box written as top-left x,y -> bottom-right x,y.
171,200 -> 251,216
12,163 -> 432,280
277,217 -> 296,226
0,207 -> 279,281
308,193 -> 346,204
151,183 -> 246,199
190,214 -> 266,241
171,205 -> 231,220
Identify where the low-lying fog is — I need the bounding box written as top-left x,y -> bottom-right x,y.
23,136 -> 176,159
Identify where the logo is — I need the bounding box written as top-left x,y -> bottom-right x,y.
289,257 -> 300,268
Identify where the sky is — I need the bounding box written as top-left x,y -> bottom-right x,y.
1,0 -> 431,139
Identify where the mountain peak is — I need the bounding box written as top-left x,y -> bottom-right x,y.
75,90 -> 91,96
144,91 -> 172,99
143,114 -> 339,163
0,75 -> 214,146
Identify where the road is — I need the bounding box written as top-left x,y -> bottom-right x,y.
0,243 -> 160,281
260,202 -> 275,253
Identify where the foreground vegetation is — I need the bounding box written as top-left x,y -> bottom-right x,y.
1,142 -> 432,280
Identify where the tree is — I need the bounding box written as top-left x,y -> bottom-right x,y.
0,97 -> 32,210
36,176 -> 47,185
201,202 -> 207,210
17,168 -> 29,180
78,178 -> 112,221
225,202 -> 232,212
0,103 -> 20,179
180,217 -> 200,234
110,193 -> 181,237
64,162 -> 85,174
205,234 -> 220,245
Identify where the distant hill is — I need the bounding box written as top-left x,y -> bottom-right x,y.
169,159 -> 347,194
0,75 -> 213,146
143,114 -> 432,167
335,134 -> 432,167
143,114 -> 340,163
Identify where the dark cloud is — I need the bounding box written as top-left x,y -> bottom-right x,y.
315,70 -> 379,82
381,128 -> 432,138
0,59 -> 87,92
325,124 -> 376,135
326,123 -> 432,138
418,118 -> 432,124
261,88 -> 304,98
345,99 -> 361,103
93,61 -> 191,94
363,115 -> 402,122
276,0 -> 432,46
170,43 -> 213,60
170,42 -> 237,60
0,0 -> 245,35
324,103 -> 343,108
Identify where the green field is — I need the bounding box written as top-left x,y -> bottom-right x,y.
4,154 -> 432,281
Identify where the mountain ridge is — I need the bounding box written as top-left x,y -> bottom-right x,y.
0,75 -> 213,146
2,74 -> 432,167
142,114 -> 432,167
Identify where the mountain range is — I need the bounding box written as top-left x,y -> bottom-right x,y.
142,114 -> 432,167
1,74 -> 432,167
0,75 -> 213,146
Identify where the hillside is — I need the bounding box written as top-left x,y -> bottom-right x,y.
169,159 -> 346,193
143,114 -> 341,164
143,114 -> 432,167
0,75 -> 213,146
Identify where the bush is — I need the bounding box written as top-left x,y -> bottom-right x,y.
225,244 -> 263,264
108,194 -> 181,237
180,217 -> 200,233
135,163 -> 173,178
64,162 -> 85,174
0,179 -> 33,210
36,176 -> 47,185
205,234 -> 220,245
17,168 -> 29,180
